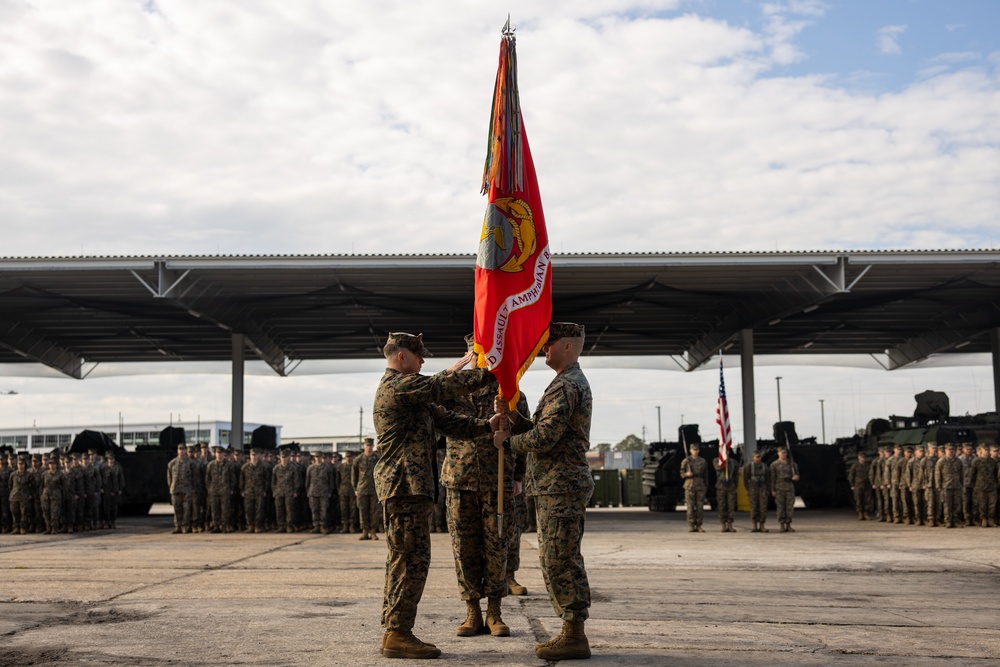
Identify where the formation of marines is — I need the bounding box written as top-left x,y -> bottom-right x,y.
850,441 -> 1000,528
1,449 -> 124,535
681,445 -> 800,533
164,443 -> 378,535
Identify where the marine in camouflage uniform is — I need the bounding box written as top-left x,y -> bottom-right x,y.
681,444 -> 708,532
770,447 -> 799,533
908,446 -> 926,525
743,451 -> 770,532
167,445 -> 196,534
337,452 -> 357,533
922,443 -> 940,526
306,452 -> 334,533
848,452 -> 872,520
9,457 -> 32,534
84,452 -> 104,531
373,332 -> 494,659
968,444 -> 997,527
0,455 -> 11,533
241,449 -> 270,532
898,447 -> 915,524
205,446 -> 235,532
29,455 -> 44,533
101,451 -> 125,529
959,444 -> 974,526
190,445 -> 208,532
40,457 -> 68,534
68,455 -> 86,532
441,349 -> 529,638
935,443 -> 964,528
887,445 -> 905,523
502,322 -> 595,661
713,454 -> 739,532
868,448 -> 885,521
353,438 -> 380,540
272,450 -> 301,533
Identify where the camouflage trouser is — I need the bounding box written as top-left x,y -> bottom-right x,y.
274,494 -> 296,530
925,487 -> 937,524
171,492 -> 192,530
42,494 -> 63,533
941,487 -> 962,526
912,489 -> 925,523
309,496 -> 329,528
525,495 -> 537,532
87,493 -> 102,527
446,488 -> 509,601
684,483 -> 705,528
10,499 -> 30,532
358,493 -> 379,535
507,491 -> 526,577
534,493 -> 590,622
244,495 -> 266,530
853,486 -> 872,517
339,493 -> 357,531
897,486 -> 912,522
890,486 -> 903,521
74,495 -> 85,529
880,488 -> 892,520
774,486 -> 795,525
716,485 -> 737,524
874,486 -> 885,519
973,489 -> 997,526
963,488 -> 973,524
382,495 -> 432,632
209,493 -> 231,531
748,485 -> 768,525
0,493 -> 10,531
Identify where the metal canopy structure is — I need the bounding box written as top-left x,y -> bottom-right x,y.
1,250 -> 999,377
3,251 -> 999,451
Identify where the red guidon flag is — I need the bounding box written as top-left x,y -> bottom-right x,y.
474,22 -> 552,410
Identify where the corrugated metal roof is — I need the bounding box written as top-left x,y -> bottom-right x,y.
0,251 -> 997,377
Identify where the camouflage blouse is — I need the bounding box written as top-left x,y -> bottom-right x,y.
373,367 -> 493,503
510,362 -> 595,498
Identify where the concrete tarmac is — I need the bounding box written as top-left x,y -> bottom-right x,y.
1,508 -> 998,666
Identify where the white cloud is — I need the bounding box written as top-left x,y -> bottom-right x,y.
877,24 -> 907,56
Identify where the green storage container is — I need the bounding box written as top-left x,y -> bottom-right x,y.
589,469 -> 622,508
620,468 -> 645,507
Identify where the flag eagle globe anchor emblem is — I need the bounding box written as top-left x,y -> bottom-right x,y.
477,197 -> 536,273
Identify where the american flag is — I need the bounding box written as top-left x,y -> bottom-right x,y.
716,358 -> 733,466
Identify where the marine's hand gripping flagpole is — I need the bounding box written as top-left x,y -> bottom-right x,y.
475,17 -> 552,537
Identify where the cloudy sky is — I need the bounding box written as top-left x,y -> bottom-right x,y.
0,0 -> 998,446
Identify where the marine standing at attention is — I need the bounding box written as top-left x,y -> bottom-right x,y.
373,332 -> 496,660
493,322 -> 595,661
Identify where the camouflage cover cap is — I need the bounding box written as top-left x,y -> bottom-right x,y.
386,332 -> 433,358
464,333 -> 476,351
548,321 -> 585,340
364,437 -> 374,445
944,442 -> 955,450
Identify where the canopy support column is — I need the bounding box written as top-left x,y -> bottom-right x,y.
232,334 -> 245,451
740,328 -> 756,459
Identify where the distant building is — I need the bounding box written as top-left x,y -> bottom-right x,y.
281,434 -> 377,454
0,420 -> 279,454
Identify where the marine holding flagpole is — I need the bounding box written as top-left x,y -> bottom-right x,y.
475,18 -> 594,661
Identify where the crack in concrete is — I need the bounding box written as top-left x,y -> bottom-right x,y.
105,537 -> 314,602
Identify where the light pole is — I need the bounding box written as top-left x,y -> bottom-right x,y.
775,376 -> 783,422
819,399 -> 826,443
655,406 -> 662,442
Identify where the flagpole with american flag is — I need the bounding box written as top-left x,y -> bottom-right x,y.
475,18 -> 553,537
716,357 -> 733,482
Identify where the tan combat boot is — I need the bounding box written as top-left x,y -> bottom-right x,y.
536,620 -> 591,660
507,576 -> 527,596
485,597 -> 510,636
382,630 -> 441,659
456,599 -> 485,636
729,522 -> 737,533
